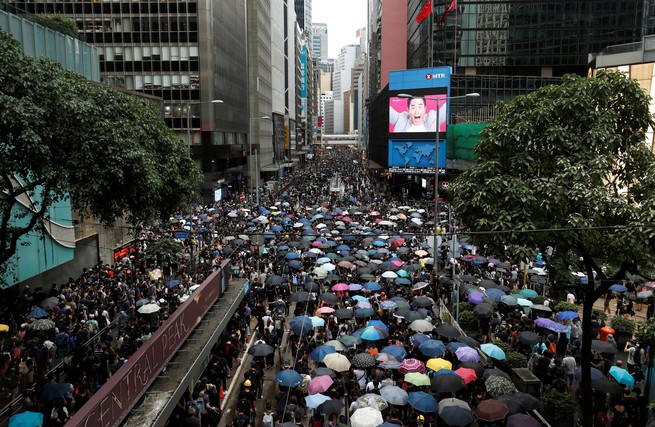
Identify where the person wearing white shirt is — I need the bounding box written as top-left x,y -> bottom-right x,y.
567,292 -> 576,305
562,350 -> 577,392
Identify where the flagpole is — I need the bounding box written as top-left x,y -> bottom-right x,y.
429,1 -> 433,68
453,0 -> 457,74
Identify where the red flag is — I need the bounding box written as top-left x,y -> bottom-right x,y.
416,0 -> 433,24
438,0 -> 457,24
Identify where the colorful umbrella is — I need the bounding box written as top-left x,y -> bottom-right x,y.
419,339 -> 447,357
454,367 -> 478,385
403,372 -> 431,386
400,358 -> 426,374
481,343 -> 506,361
359,326 -> 389,340
426,358 -> 452,372
275,370 -> 303,387
310,345 -> 337,362
382,345 -> 407,361
408,391 -> 438,413
609,366 -> 635,387
307,375 -> 334,394
455,346 -> 480,363
305,393 -> 331,409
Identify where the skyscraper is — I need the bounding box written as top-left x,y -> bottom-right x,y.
312,22 -> 328,61
294,0 -> 312,35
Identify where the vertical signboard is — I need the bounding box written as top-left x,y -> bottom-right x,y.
284,116 -> 290,151
387,67 -> 452,174
300,44 -> 307,119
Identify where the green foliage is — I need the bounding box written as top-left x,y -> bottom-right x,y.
554,301 -> 578,313
453,302 -> 474,313
24,14 -> 79,38
502,351 -> 528,370
492,340 -> 513,354
542,390 -> 575,424
458,310 -> 478,331
593,308 -> 608,322
635,320 -> 655,346
610,316 -> 636,335
0,30 -> 202,278
143,238 -> 184,264
532,295 -> 546,305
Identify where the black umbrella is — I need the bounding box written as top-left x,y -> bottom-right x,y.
334,308 -> 354,319
431,374 -> 465,394
591,339 -> 617,354
326,274 -> 342,282
460,275 -> 477,283
592,380 -> 624,396
483,368 -> 511,381
266,275 -> 284,285
319,293 -> 339,304
473,303 -> 494,318
403,311 -> 426,322
413,296 -> 435,308
457,336 -> 480,348
317,399 -> 345,415
351,353 -> 376,368
517,331 -> 540,346
479,279 -> 498,288
311,367 -> 337,378
304,282 -> 320,291
496,394 -> 530,414
507,392 -> 541,411
458,362 -> 484,377
248,343 -> 275,357
435,324 -> 460,339
289,291 -> 312,302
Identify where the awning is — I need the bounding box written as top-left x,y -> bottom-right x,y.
261,164 -> 280,172
368,159 -> 385,169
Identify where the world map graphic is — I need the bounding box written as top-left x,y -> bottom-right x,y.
392,142 -> 437,167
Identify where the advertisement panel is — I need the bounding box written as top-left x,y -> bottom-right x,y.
388,67 -> 451,172
300,44 -> 307,118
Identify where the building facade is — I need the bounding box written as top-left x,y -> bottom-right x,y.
312,22 -> 328,61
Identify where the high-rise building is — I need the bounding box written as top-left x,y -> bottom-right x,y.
294,0 -> 312,35
367,0 -> 408,95
312,22 -> 328,61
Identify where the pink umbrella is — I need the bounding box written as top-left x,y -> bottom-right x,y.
356,301 -> 372,309
399,358 -> 426,374
375,353 -> 398,362
312,241 -> 323,247
391,238 -> 405,249
308,375 -> 334,394
455,347 -> 480,363
454,367 -> 478,385
342,217 -> 353,223
390,259 -> 404,267
332,283 -> 350,291
317,307 -> 335,314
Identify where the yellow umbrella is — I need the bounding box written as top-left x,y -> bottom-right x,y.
404,372 -> 431,386
0,324 -> 8,332
427,358 -> 452,372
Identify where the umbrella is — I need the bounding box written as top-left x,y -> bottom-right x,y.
359,326 -> 389,340
531,304 -> 552,312
355,308 -> 375,317
165,279 -> 181,289
248,343 -> 275,357
430,373 -> 465,393
29,319 -> 56,331
485,288 -> 506,301
289,291 -> 312,302
637,290 -> 653,299
506,392 -> 541,411
454,367 -> 478,385
317,399 -> 345,415
474,399 -> 510,422
308,375 -> 334,394
455,346 -> 480,362
266,275 -> 284,285
438,398 -> 475,427
516,298 -> 533,307
403,372 -> 431,386
609,284 -> 628,292
305,393 -> 331,409
138,303 -> 161,314
0,324 -> 8,332
413,296 -> 434,307
380,300 -> 398,310
483,368 -> 511,381
334,308 -> 354,319
319,293 -> 339,304
574,366 -> 605,382
609,366 -> 635,387
337,335 -> 362,346
350,407 -> 383,427
459,362 -> 484,377
311,367 -> 337,378
473,303 -> 494,318
309,316 -> 326,328
435,323 -> 460,339
592,379 -> 624,396
481,343 -> 506,360
355,393 -> 389,411
40,296 -> 60,310
468,292 -> 486,305
419,340 -> 447,357
410,333 -> 431,346
379,385 -> 409,406
457,335 -> 481,348
25,307 -> 48,319
323,353 -> 351,372
426,358 -> 452,372
40,382 -> 72,402
556,310 -> 579,320
317,306 -> 335,314
409,319 -> 433,332
289,316 -> 314,335
382,345 -> 407,361
310,345 -> 337,362
275,370 -> 303,387
519,289 -> 538,299
506,413 -> 542,427
500,295 -> 519,306
517,331 -> 540,346
408,391 -> 438,413
8,411 -> 44,427
592,339 -> 618,354
352,353 -> 377,368
400,358 -> 426,374
485,376 -> 517,397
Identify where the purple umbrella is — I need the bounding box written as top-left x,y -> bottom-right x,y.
455,346 -> 481,363
468,292 -> 485,305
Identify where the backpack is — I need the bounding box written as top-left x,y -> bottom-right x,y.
633,348 -> 641,364
18,359 -> 28,375
263,411 -> 274,427
233,414 -> 249,427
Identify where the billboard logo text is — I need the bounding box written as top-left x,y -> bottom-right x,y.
425,73 -> 446,80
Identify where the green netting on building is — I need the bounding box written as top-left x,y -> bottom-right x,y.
446,123 -> 488,162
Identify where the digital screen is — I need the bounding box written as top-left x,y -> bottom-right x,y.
389,92 -> 447,135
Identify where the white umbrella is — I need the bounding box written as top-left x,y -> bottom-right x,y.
294,222 -> 304,228
149,269 -> 162,281
324,340 -> 347,351
351,407 -> 383,427
322,263 -> 336,271
322,353 -> 351,372
255,215 -> 269,224
411,218 -> 423,225
382,271 -> 398,279
138,303 -> 161,314
409,319 -> 434,332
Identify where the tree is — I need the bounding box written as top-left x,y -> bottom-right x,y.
0,31 -> 202,283
450,70 -> 655,426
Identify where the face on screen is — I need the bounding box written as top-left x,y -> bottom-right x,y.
408,98 -> 427,127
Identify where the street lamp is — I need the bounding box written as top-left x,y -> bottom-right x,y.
397,92 -> 479,314
186,99 -> 223,144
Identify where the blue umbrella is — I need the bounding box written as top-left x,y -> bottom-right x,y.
519,289 -> 538,299
485,288 -> 506,302
263,231 -> 275,239
446,342 -> 468,352
271,225 -> 284,232
363,282 -> 382,291
373,240 -> 386,247
395,278 -> 411,285
556,311 -> 579,320
303,252 -> 318,258
289,260 -> 303,269
26,307 -> 48,319
359,326 -> 389,341
305,393 -> 332,409
349,284 -> 363,291
165,280 -> 181,289
408,391 -> 438,413
480,343 -> 506,361
382,345 -> 407,361
419,339 -> 447,357
609,284 -> 628,293
275,370 -> 304,387
574,367 -> 605,382
354,308 -> 375,317
410,333 -> 430,346
336,245 -> 351,251
285,252 -> 299,259
40,382 -> 72,402
8,411 -> 44,427
609,366 -> 635,387
380,300 -> 398,310
289,316 -> 314,335
352,295 -> 368,302
367,320 -> 390,332
310,345 -> 337,362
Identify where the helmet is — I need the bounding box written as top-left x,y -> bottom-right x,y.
244,380 -> 252,387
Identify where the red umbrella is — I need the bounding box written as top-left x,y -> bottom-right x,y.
454,367 -> 478,385
391,238 -> 405,248
399,358 -> 426,374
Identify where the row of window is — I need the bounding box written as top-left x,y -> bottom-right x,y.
10,1 -> 197,16
83,32 -> 198,44
100,60 -> 200,73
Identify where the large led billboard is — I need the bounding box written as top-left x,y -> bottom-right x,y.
387,67 -> 451,174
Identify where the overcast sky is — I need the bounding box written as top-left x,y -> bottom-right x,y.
312,0 -> 367,59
